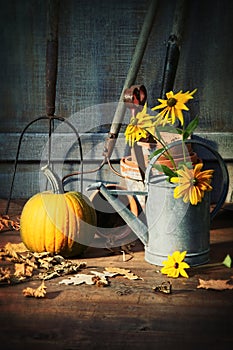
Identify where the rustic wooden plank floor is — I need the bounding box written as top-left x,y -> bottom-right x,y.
0,199 -> 233,350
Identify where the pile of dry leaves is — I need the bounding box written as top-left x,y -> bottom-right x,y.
0,242 -> 86,284
0,241 -> 143,298
0,242 -> 87,297
59,267 -> 141,288
0,214 -> 232,297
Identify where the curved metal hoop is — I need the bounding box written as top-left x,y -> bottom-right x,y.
5,115 -> 83,214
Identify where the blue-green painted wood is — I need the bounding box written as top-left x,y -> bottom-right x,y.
0,0 -> 232,199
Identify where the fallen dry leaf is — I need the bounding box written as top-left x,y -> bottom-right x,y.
59,273 -> 95,286
104,267 -> 141,280
0,267 -> 11,283
0,215 -> 20,231
91,270 -> 117,287
59,270 -> 117,287
14,263 -> 33,278
91,275 -> 108,287
23,281 -> 47,298
38,260 -> 86,280
197,278 -> 233,291
0,242 -> 87,285
4,242 -> 28,259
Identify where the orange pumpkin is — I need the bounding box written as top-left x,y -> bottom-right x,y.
20,166 -> 97,257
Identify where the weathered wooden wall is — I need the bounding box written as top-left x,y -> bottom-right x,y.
0,0 -> 233,201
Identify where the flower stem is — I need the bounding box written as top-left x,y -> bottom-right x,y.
181,125 -> 187,164
150,133 -> 177,171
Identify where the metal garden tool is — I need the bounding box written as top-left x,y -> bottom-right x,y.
5,0 -> 83,213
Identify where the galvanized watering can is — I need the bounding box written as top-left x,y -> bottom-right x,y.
87,140 -> 229,266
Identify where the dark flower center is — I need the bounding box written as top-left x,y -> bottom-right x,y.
167,97 -> 177,107
174,262 -> 179,269
192,178 -> 198,186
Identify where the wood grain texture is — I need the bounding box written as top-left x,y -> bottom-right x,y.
0,199 -> 233,350
0,0 -> 232,199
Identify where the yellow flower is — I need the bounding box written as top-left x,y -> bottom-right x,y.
151,89 -> 197,126
124,103 -> 155,146
161,251 -> 190,278
170,163 -> 214,205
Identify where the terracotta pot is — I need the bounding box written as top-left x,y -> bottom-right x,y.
120,156 -> 143,181
131,141 -> 201,169
157,151 -> 201,169
120,156 -> 146,210
131,141 -> 157,164
157,143 -> 191,159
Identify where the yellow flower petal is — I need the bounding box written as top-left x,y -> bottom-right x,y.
151,89 -> 196,126
161,251 -> 190,278
180,261 -> 190,269
179,251 -> 187,262
171,163 -> 214,205
172,251 -> 183,262
124,103 -> 156,146
179,268 -> 189,278
170,176 -> 179,183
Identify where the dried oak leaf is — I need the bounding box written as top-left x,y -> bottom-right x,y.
14,263 -> 33,278
4,242 -> 28,260
197,278 -> 233,291
0,267 -> 11,283
92,275 -> 108,287
37,257 -> 55,270
0,215 -> 20,231
104,267 -> 141,280
59,270 -> 116,287
0,215 -> 12,230
91,270 -> 117,287
23,281 -> 47,298
40,271 -> 60,280
59,273 -> 95,285
38,260 -> 86,280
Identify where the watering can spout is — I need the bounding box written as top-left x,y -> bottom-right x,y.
86,182 -> 148,246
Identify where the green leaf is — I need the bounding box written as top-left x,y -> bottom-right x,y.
177,161 -> 193,169
222,254 -> 232,268
175,128 -> 183,135
157,125 -> 180,134
182,116 -> 199,141
149,148 -> 163,160
152,164 -> 177,179
155,127 -> 161,140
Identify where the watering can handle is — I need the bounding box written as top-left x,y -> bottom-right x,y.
145,139 -> 229,220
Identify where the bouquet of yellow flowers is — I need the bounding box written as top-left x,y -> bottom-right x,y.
124,89 -> 214,205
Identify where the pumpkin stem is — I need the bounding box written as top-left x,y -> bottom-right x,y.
41,165 -> 64,194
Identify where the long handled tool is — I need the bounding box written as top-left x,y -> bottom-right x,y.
45,0 -> 84,188
102,0 -> 158,161
5,0 -> 84,214
63,0 -> 188,186
104,0 -> 188,183
6,0 -> 187,214
160,0 -> 188,98
62,0 -> 159,186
